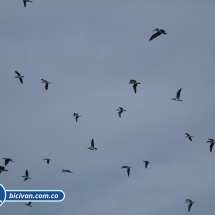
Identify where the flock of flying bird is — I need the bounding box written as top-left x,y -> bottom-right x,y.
14,71 -> 51,90
4,62 -> 212,211
2,2 -> 212,213
1,29 -> 212,212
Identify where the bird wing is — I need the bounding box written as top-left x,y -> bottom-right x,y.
41,79 -> 47,82
145,162 -> 148,168
133,84 -> 137,94
127,168 -> 130,177
5,159 -> 9,166
149,31 -> 161,41
75,116 -> 78,122
185,133 -> 189,136
19,78 -> 23,84
23,0 -> 26,7
45,83 -> 48,90
121,166 -> 127,169
129,79 -> 136,83
91,139 -> 94,148
176,88 -> 182,99
118,111 -> 121,118
189,137 -> 192,141
15,71 -> 21,76
26,170 -> 29,177
47,160 -> 50,164
0,166 -> 5,170
210,143 -> 214,152
188,203 -> 192,212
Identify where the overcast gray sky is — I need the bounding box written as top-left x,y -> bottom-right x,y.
1,0 -> 215,214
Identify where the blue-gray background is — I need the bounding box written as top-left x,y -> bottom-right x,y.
0,1 -> 215,214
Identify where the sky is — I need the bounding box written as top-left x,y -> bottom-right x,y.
0,0 -> 215,214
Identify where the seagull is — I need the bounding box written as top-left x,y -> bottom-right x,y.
73,113 -> 81,122
0,166 -> 8,174
121,166 -> 132,177
143,161 -> 151,168
88,139 -> 97,150
22,170 -> 31,181
116,107 -> 126,118
128,79 -> 140,94
185,199 -> 195,212
149,28 -> 167,41
43,158 -> 51,164
25,201 -> 32,207
185,133 -> 193,141
41,79 -> 51,90
61,169 -> 73,173
171,88 -> 182,101
15,71 -> 24,84
2,158 -> 15,166
206,139 -> 215,153
23,0 -> 32,7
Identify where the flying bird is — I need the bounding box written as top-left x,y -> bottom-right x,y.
43,158 -> 51,164
2,158 -> 15,166
116,107 -> 126,118
0,166 -> 8,174
171,88 -> 182,101
149,28 -> 167,41
61,169 -> 73,173
121,166 -> 131,177
15,71 -> 24,84
25,201 -> 32,207
22,170 -> 31,181
185,133 -> 193,141
23,0 -> 32,7
88,139 -> 97,150
206,139 -> 215,152
73,113 -> 81,122
128,79 -> 140,94
41,79 -> 51,90
185,199 -> 195,212
143,161 -> 151,168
